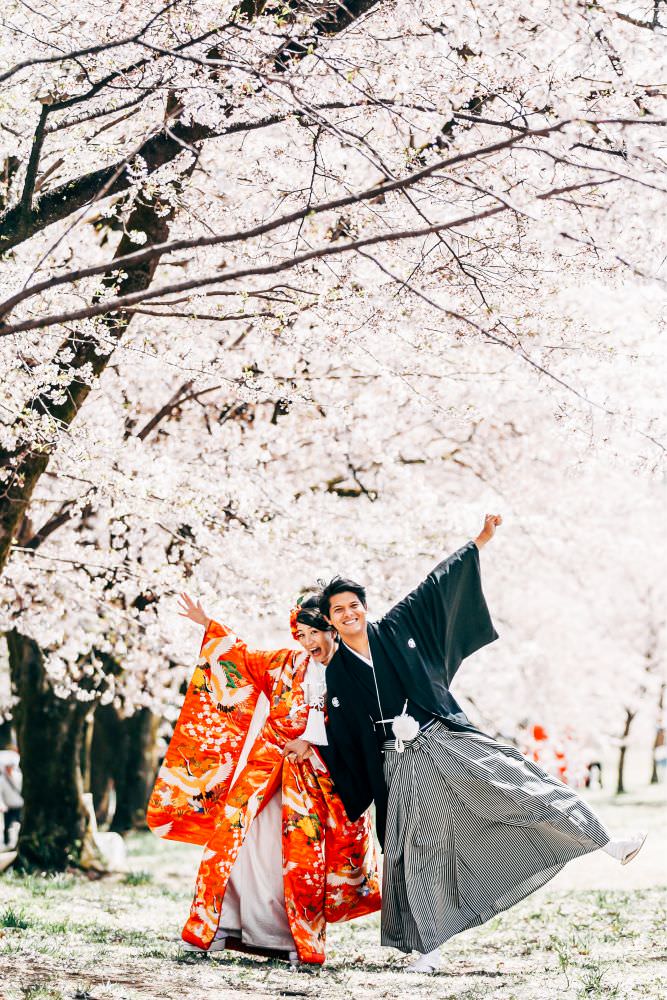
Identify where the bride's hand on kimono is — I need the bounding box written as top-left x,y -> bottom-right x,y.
283,738 -> 313,763
177,592 -> 211,628
474,513 -> 502,549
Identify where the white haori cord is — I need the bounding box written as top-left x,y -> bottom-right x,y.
364,639 -> 419,751
377,700 -> 420,752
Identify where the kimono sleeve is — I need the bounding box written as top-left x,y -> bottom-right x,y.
201,619 -> 290,700
380,540 -> 498,687
147,619 -> 291,845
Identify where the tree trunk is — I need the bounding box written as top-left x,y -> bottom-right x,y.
111,709 -> 160,833
6,630 -> 101,871
90,704 -> 159,833
616,707 -> 636,795
89,703 -> 121,827
650,682 -> 665,785
0,718 -> 14,748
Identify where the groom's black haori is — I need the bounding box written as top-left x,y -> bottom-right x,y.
320,541 -> 498,845
319,541 -> 610,955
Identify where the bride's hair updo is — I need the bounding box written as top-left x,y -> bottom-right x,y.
290,594 -> 334,638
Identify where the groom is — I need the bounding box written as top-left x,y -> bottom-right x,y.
315,515 -> 645,973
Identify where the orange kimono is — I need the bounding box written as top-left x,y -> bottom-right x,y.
147,619 -> 381,964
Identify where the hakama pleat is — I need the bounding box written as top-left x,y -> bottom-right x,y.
381,721 -> 610,954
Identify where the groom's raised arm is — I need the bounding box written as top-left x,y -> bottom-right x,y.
380,534 -> 498,687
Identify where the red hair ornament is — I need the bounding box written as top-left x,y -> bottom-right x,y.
289,605 -> 302,641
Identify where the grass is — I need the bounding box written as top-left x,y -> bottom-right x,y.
122,871 -> 153,887
20,988 -> 65,1000
0,788 -> 664,1000
1,905 -> 30,929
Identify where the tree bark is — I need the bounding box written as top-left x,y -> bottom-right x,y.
616,707 -> 636,795
650,682 -> 665,784
0,122 -> 210,255
0,718 -> 14,748
111,709 -> 160,833
6,629 -> 100,871
90,704 -> 159,832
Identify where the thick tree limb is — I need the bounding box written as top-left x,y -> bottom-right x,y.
0,120 -> 212,253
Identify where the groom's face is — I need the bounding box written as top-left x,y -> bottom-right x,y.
326,591 -> 367,641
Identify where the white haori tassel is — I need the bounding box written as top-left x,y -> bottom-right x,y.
302,707 -> 328,746
391,701 -> 420,752
302,667 -> 328,745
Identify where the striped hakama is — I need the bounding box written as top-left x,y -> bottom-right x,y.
381,720 -> 610,953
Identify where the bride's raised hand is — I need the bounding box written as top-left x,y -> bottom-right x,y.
178,592 -> 210,627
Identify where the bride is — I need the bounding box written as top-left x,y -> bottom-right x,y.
146,593 -> 380,966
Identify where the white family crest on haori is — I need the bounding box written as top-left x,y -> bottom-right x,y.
331,697 -> 340,708
407,638 -> 416,649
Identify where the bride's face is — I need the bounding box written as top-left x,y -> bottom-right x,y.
295,624 -> 336,664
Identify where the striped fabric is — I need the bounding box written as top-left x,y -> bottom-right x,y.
381,721 -> 610,954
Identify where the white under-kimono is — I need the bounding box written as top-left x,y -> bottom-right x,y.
217,658 -> 328,952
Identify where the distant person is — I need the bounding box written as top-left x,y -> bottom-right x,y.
0,748 -> 23,849
585,760 -> 603,789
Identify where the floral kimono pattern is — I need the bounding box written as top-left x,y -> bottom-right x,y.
147,620 -> 381,964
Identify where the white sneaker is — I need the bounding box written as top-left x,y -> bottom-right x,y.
181,933 -> 226,954
603,831 -> 647,865
406,948 -> 441,974
181,940 -> 207,954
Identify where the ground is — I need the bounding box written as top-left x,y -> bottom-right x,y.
1,787 -> 665,1000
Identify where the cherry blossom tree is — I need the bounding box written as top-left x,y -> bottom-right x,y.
0,0 -> 665,869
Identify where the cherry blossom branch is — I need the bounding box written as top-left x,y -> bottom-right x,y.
0,1 -> 184,84
0,124 -> 565,319
356,249 -> 666,456
0,206 -> 522,337
0,167 -> 650,338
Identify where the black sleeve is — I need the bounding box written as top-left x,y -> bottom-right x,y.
318,740 -> 372,823
319,683 -> 374,822
380,540 -> 498,686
